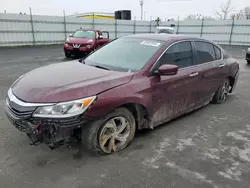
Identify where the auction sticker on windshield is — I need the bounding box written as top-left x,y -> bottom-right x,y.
140,40 -> 161,47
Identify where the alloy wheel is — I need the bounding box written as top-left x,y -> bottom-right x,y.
98,116 -> 131,153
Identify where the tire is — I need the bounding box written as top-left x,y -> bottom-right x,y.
247,60 -> 250,64
93,45 -> 97,51
81,107 -> 136,155
212,78 -> 230,104
65,51 -> 71,58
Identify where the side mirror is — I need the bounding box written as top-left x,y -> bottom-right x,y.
98,35 -> 103,39
157,64 -> 178,76
69,34 -> 73,37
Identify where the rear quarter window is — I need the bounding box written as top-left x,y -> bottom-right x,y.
223,51 -> 230,59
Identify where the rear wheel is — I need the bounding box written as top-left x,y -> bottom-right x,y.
212,78 -> 231,104
81,107 -> 136,155
65,51 -> 71,58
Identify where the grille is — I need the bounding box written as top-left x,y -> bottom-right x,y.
6,98 -> 36,119
68,43 -> 87,47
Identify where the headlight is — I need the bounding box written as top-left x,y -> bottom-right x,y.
64,42 -> 69,47
33,96 -> 96,118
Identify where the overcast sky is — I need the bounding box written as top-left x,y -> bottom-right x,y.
2,0 -> 250,20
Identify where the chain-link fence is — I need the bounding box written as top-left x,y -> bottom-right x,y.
0,11 -> 250,46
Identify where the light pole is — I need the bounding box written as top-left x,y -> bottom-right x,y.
140,0 -> 144,20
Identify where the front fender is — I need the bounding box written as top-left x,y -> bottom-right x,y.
85,94 -> 152,119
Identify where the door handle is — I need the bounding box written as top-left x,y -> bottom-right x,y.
218,63 -> 225,68
189,72 -> 199,77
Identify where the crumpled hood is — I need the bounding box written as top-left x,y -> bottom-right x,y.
68,37 -> 94,44
12,61 -> 134,103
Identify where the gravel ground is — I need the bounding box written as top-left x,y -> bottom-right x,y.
0,44 -> 250,188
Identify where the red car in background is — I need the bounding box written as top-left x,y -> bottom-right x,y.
64,29 -> 110,58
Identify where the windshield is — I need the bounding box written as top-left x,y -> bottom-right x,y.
72,30 -> 95,38
84,38 -> 164,72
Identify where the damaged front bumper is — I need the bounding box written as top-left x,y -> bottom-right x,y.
5,103 -> 90,149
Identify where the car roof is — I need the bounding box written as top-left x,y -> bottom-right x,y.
123,33 -> 211,44
76,29 -> 100,32
156,27 -> 174,30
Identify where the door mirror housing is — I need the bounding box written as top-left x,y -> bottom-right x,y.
98,35 -> 103,39
157,64 -> 178,76
69,33 -> 73,37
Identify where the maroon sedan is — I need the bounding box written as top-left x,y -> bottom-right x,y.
5,34 -> 239,154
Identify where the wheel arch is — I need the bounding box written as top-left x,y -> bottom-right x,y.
118,103 -> 150,130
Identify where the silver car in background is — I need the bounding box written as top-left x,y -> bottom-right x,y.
246,47 -> 250,64
155,26 -> 175,34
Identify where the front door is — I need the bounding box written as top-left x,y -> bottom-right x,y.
96,31 -> 109,49
150,41 -> 200,126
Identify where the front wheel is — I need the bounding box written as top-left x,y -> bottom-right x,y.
65,51 -> 71,58
212,78 -> 231,104
81,107 -> 136,155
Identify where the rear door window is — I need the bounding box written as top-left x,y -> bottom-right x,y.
157,41 -> 193,69
214,45 -> 221,60
194,41 -> 216,64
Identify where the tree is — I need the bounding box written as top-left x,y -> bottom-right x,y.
203,16 -> 215,20
184,14 -> 214,20
214,0 -> 234,20
230,6 -> 250,20
167,18 -> 175,21
245,6 -> 250,19
185,14 -> 198,20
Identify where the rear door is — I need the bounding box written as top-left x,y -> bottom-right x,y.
193,41 -> 227,107
150,41 -> 201,126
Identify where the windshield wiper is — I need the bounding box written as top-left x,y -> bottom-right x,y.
93,65 -> 110,70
